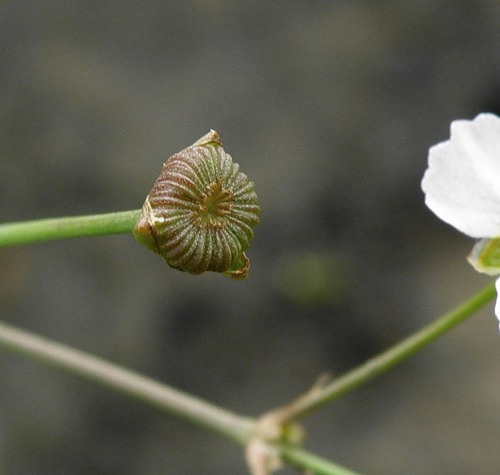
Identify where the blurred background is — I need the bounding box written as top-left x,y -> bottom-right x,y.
1,1 -> 500,474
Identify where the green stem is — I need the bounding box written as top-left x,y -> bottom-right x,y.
284,282 -> 496,420
0,320 -> 357,475
0,210 -> 141,247
280,444 -> 360,475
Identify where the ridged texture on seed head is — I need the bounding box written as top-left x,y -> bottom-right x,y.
133,130 -> 260,279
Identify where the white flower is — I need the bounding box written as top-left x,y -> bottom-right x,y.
422,113 -> 500,328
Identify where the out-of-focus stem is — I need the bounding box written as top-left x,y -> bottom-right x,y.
277,282 -> 496,420
0,320 -> 253,443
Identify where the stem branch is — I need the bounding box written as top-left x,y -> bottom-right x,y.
284,282 -> 496,420
0,211 -> 494,475
0,320 -> 358,475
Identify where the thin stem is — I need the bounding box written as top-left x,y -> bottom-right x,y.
284,282 -> 496,420
280,444 -> 361,475
0,320 -> 358,475
0,320 -> 253,444
0,210 -> 141,247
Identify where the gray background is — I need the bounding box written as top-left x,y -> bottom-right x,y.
1,1 -> 500,474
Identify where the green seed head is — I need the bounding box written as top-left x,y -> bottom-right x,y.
133,130 -> 260,279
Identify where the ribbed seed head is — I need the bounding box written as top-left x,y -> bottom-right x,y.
133,130 -> 260,279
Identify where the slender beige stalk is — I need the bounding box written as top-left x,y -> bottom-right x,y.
0,320 -> 253,443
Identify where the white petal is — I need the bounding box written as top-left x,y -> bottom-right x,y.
495,278 -> 500,331
422,113 -> 500,238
